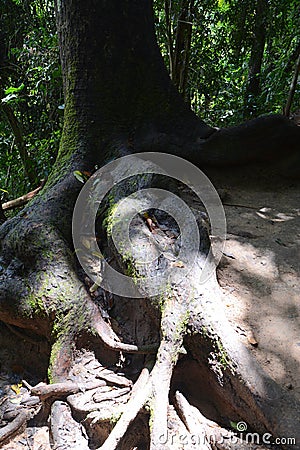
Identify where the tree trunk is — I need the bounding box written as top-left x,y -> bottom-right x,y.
0,1 -> 300,449
284,53 -> 300,118
172,0 -> 193,103
0,202 -> 6,224
244,0 -> 267,118
1,103 -> 38,187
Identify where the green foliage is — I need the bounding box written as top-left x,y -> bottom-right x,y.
0,0 -> 62,200
154,0 -> 300,126
0,0 -> 299,204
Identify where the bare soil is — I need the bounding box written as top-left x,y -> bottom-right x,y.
210,168 -> 300,401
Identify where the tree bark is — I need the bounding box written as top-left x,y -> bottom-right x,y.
284,53 -> 300,117
244,0 -> 267,118
0,1 -> 300,449
0,202 -> 6,224
1,103 -> 38,187
172,0 -> 193,103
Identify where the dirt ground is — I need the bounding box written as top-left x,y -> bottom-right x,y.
209,167 -> 300,401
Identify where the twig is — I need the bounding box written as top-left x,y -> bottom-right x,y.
2,179 -> 46,211
22,379 -> 33,390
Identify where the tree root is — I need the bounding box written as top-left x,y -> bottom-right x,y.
98,368 -> 151,450
50,400 -> 89,450
31,380 -> 107,401
1,158 -> 299,449
175,391 -> 212,450
175,391 -> 270,450
91,309 -> 158,354
96,292 -> 190,450
0,409 -> 32,445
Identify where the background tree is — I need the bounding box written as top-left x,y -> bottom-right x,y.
155,0 -> 300,125
0,0 -> 62,198
243,0 -> 268,118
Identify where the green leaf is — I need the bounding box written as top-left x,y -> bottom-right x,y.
73,170 -> 85,183
4,84 -> 25,95
230,421 -> 238,430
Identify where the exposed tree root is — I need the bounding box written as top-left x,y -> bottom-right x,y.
50,400 -> 89,450
0,156 -> 299,449
175,391 -> 271,450
98,368 -> 151,450
91,308 -> 158,354
31,380 -> 107,400
175,391 -> 212,450
0,409 -> 32,445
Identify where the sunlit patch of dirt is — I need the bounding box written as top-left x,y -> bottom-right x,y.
214,178 -> 300,399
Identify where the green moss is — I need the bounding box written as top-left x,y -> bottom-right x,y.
121,250 -> 143,284
175,309 -> 190,338
48,339 -> 62,383
154,282 -> 172,314
109,411 -> 122,425
215,338 -> 232,370
46,67 -> 79,189
102,201 -> 120,237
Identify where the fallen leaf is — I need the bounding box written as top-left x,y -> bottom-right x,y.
172,261 -> 185,268
11,383 -> 22,395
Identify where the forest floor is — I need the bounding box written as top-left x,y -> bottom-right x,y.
0,166 -> 299,449
211,167 -> 300,401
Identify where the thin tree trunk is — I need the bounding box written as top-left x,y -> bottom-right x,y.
284,40 -> 300,74
1,103 -> 37,187
232,1 -> 249,62
173,0 -> 193,103
284,53 -> 300,117
164,0 -> 174,79
244,0 -> 267,118
0,203 -> 6,224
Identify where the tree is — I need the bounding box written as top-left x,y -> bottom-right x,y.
244,0 -> 267,118
0,1 -> 299,449
0,0 -> 62,197
163,0 -> 194,103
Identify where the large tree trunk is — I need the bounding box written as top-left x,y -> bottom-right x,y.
0,1 -> 300,449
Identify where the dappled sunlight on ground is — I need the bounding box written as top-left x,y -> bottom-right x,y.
215,182 -> 300,398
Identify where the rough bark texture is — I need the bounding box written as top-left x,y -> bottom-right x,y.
0,1 -> 300,449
